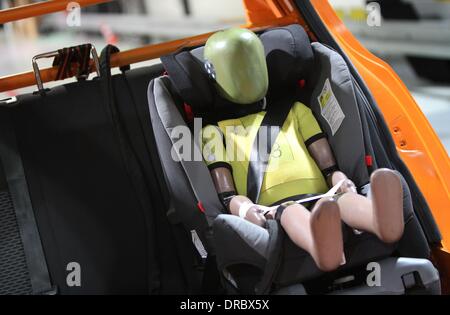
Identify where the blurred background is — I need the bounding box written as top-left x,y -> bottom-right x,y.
0,0 -> 449,154
330,0 -> 450,154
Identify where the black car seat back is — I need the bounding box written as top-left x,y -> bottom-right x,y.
0,55 -> 197,294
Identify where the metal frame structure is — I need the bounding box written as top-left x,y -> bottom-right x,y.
0,0 -> 299,92
0,0 -> 111,24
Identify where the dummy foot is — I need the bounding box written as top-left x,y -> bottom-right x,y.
310,200 -> 344,271
371,168 -> 404,243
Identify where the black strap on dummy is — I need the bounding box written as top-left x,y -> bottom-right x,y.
246,95 -> 295,203
0,112 -> 55,295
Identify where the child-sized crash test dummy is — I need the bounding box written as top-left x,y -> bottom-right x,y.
201,28 -> 404,271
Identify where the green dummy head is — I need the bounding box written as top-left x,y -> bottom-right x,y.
204,28 -> 268,105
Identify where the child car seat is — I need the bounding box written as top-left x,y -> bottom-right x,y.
147,24 -> 440,294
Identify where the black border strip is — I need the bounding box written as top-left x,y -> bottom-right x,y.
304,132 -> 326,147
208,161 -> 232,172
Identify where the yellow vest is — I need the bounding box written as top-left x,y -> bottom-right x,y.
201,102 -> 328,206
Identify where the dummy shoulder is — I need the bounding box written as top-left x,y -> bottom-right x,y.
292,101 -> 313,115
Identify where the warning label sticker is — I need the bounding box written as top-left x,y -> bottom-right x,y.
317,78 -> 345,135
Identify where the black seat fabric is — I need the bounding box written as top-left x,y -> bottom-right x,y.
0,64 -> 192,294
151,24 -> 434,294
0,174 -> 33,294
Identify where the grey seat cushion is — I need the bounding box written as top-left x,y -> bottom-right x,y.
213,214 -> 269,271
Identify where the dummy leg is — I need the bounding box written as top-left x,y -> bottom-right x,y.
280,199 -> 344,271
336,168 -> 404,243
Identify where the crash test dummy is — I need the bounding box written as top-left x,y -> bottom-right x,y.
201,28 -> 404,271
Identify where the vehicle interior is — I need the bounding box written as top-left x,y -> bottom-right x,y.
0,0 -> 449,295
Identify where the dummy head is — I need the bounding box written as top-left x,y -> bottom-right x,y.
204,28 -> 268,105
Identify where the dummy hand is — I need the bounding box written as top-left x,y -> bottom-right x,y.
340,179 -> 357,194
330,171 -> 357,194
244,204 -> 269,227
229,196 -> 269,227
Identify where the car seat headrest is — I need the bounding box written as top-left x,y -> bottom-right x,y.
160,51 -> 214,113
261,24 -> 314,94
161,24 -> 313,112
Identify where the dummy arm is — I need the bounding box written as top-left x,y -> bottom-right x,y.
210,167 -> 268,226
307,138 -> 356,193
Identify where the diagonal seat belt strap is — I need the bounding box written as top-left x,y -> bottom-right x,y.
0,112 -> 54,295
247,96 -> 295,203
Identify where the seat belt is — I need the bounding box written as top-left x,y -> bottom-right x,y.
0,111 -> 55,295
247,95 -> 295,203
